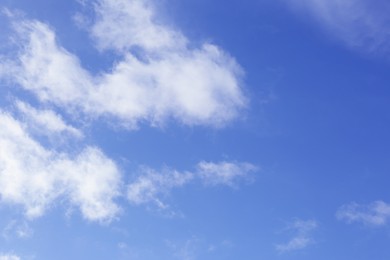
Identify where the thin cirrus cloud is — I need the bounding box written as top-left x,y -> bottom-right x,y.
2,0 -> 247,128
127,162 -> 257,209
336,201 -> 390,226
288,0 -> 390,55
276,219 -> 318,253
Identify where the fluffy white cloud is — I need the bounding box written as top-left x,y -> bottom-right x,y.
0,0 -> 252,223
6,20 -> 92,105
276,219 -> 317,253
0,111 -> 121,222
288,0 -> 390,54
127,162 -> 257,208
336,201 -> 390,226
3,0 -> 246,128
88,0 -> 186,52
0,108 -> 255,221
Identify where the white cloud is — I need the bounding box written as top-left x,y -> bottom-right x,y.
15,101 -> 82,138
0,111 -> 121,222
0,254 -> 20,260
0,0 -> 252,223
127,162 -> 256,209
336,201 -> 390,226
0,107 -> 255,220
88,0 -> 187,52
197,161 -> 257,187
7,20 -> 92,105
276,219 -> 317,253
2,0 -> 247,129
288,0 -> 390,54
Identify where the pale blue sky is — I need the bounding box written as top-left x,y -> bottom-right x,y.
1,0 -> 390,259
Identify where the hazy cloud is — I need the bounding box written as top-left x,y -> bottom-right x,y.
197,161 -> 257,187
0,254 -> 20,260
127,167 -> 194,209
276,219 -> 318,252
2,220 -> 33,240
337,201 -> 390,226
288,0 -> 390,55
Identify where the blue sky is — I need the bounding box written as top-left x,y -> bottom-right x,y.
1,0 -> 390,259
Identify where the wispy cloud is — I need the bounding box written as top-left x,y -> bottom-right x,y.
336,201 -> 390,226
15,101 -> 83,139
0,254 -> 20,260
288,0 -> 390,55
2,220 -> 33,240
127,167 -> 194,209
166,237 -> 200,260
2,0 -> 247,129
276,219 -> 318,253
197,161 -> 257,187
127,162 -> 257,209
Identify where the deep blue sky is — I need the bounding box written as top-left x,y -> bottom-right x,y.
1,0 -> 390,259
